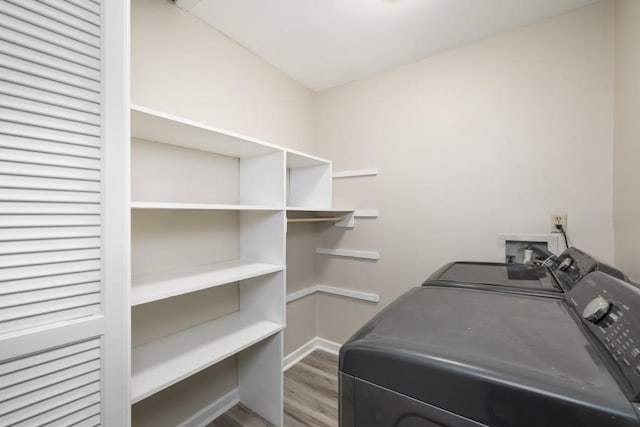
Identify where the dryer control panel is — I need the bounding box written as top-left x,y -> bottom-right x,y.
567,271 -> 640,401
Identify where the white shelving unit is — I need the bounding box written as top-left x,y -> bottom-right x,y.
286,150 -> 356,227
130,106 -> 287,426
286,150 -> 332,209
130,105 -> 351,426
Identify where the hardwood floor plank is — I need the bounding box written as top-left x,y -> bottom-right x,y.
283,394 -> 336,427
285,365 -> 338,406
312,350 -> 339,365
284,377 -> 337,419
283,411 -> 308,427
227,404 -> 274,427
302,351 -> 339,377
290,358 -> 337,383
209,414 -> 240,427
207,350 -> 339,427
209,404 -> 274,427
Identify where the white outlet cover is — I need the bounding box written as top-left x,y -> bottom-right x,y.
550,214 -> 568,233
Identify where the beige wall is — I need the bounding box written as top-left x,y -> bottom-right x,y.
314,1 -> 615,344
131,0 -> 315,153
614,0 -> 640,280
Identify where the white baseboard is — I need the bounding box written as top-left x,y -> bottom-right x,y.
283,337 -> 318,371
286,286 -> 317,303
316,285 -> 380,303
315,337 -> 341,355
283,336 -> 341,371
286,284 -> 380,304
177,388 -> 239,427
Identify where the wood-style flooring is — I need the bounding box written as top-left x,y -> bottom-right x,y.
208,350 -> 339,427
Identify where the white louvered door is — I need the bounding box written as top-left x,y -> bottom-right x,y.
0,0 -> 129,426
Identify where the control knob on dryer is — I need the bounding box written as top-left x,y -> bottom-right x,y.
582,296 -> 611,323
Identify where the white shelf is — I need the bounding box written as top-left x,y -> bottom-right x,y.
286,150 -> 330,168
131,105 -> 281,158
131,312 -> 283,403
287,207 -> 356,228
131,261 -> 285,306
287,206 -> 353,213
131,202 -> 283,211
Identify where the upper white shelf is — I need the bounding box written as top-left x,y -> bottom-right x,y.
286,207 -> 356,228
131,260 -> 285,306
131,105 -> 281,158
131,311 -> 283,403
286,149 -> 330,168
131,202 -> 283,211
286,207 -> 353,213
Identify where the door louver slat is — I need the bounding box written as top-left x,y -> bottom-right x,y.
64,0 -> 101,17
0,10 -> 100,59
0,202 -> 100,215
33,0 -> 101,28
0,22 -> 100,70
0,270 -> 101,295
0,188 -> 101,203
0,226 -> 101,242
0,36 -> 100,81
0,93 -> 100,126
2,306 -> 101,334
0,237 -> 101,255
0,119 -> 101,147
0,66 -> 101,104
0,51 -> 100,93
0,147 -> 101,169
1,174 -> 100,192
0,2 -> 100,48
4,0 -> 101,40
0,79 -> 100,116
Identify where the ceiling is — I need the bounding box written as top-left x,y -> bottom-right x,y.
176,0 -> 600,91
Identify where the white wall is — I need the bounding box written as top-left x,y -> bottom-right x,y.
613,0 -> 640,280
314,1 -> 615,344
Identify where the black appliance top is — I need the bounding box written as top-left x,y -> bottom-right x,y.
425,261 -> 562,296
424,247 -> 629,296
340,285 -> 639,427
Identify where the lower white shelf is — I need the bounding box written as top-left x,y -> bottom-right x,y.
131,312 -> 284,403
131,261 -> 285,306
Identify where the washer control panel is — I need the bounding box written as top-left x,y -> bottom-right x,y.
567,271 -> 640,401
554,247 -> 628,290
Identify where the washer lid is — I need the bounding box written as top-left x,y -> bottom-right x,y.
340,286 -> 638,427
425,262 -> 562,293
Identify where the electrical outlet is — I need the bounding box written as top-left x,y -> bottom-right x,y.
550,214 -> 567,233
